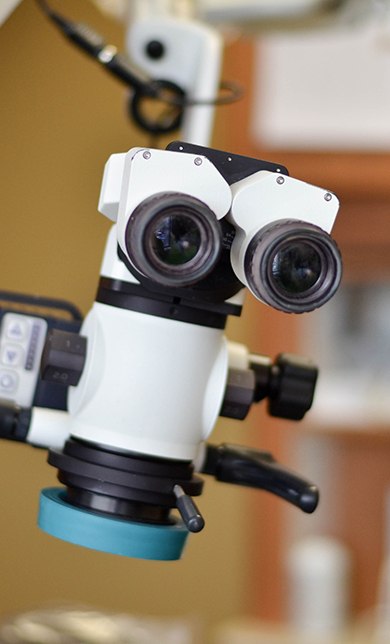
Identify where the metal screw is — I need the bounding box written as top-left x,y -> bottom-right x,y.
276,176 -> 285,185
194,157 -> 203,166
143,150 -> 151,160
324,192 -> 332,202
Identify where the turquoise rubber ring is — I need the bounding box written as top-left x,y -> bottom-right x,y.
38,488 -> 189,561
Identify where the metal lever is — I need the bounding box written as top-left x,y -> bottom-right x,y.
202,443 -> 319,513
173,485 -> 205,533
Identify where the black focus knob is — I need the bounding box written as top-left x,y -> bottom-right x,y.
251,353 -> 318,421
41,329 -> 87,387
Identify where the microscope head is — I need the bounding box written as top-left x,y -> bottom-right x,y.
99,141 -> 342,313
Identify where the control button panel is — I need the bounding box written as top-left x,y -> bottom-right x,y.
0,313 -> 48,407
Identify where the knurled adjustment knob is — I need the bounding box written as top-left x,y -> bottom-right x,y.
41,329 -> 87,387
268,353 -> 318,421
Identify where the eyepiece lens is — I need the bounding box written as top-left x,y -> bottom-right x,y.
271,242 -> 322,295
244,220 -> 342,313
151,214 -> 201,266
124,193 -> 222,287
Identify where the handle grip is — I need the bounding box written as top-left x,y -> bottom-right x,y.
202,443 -> 319,513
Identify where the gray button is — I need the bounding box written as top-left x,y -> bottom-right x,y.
5,316 -> 28,342
0,370 -> 18,393
1,344 -> 24,367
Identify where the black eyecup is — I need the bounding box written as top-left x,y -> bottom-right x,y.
124,192 -> 222,288
244,219 -> 342,314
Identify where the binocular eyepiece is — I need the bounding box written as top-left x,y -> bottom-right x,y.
100,141 -> 342,313
244,218 -> 342,313
125,192 -> 223,288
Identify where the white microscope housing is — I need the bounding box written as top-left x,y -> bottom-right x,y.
37,142 -> 342,560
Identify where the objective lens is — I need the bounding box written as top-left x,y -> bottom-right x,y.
271,241 -> 322,295
125,193 -> 222,287
244,220 -> 342,313
151,214 -> 201,266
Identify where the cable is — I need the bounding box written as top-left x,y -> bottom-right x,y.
0,290 -> 83,321
35,0 -> 152,94
35,0 -> 243,134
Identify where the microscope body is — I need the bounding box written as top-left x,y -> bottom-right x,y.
68,226 -> 229,462
32,141 -> 342,560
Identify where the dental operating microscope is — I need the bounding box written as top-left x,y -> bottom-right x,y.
0,1 -> 342,560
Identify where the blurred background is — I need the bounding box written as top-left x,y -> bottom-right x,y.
1,1 -> 390,642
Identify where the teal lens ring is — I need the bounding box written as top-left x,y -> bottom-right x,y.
38,488 -> 189,561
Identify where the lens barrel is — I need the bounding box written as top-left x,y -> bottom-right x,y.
125,192 -> 222,287
244,220 -> 342,313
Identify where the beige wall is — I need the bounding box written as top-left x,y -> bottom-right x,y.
0,0 -> 252,632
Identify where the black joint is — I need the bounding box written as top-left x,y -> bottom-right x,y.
40,329 -> 87,387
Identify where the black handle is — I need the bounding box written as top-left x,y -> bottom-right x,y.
202,443 -> 319,513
